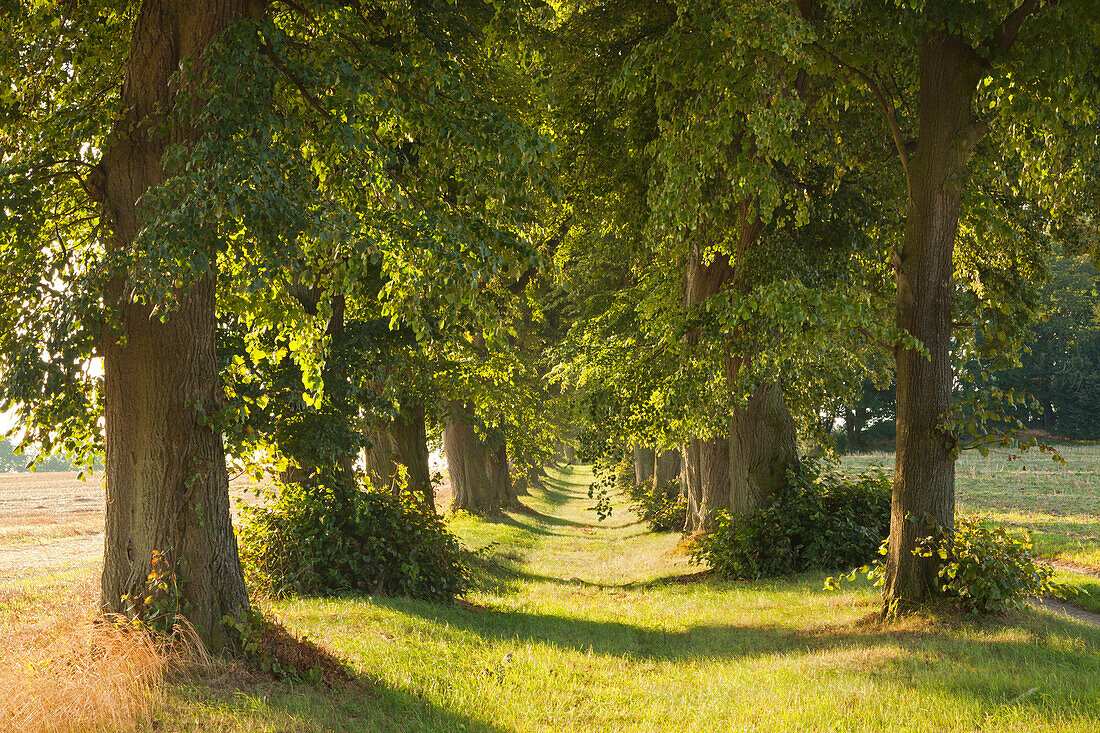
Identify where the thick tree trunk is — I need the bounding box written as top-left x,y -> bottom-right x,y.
682,435 -> 731,534
442,401 -> 499,513
653,448 -> 681,490
729,382 -> 799,514
510,458 -> 531,496
681,232 -> 737,534
484,439 -> 514,507
393,404 -> 433,510
365,403 -> 433,509
97,0 -> 251,650
563,443 -> 576,463
632,444 -> 656,486
884,33 -> 985,613
364,427 -> 399,492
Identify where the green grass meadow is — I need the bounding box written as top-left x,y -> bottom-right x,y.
157,463 -> 1100,732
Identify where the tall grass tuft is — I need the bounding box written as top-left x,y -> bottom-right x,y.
0,580 -> 209,733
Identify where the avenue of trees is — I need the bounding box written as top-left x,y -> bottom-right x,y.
0,0 -> 1097,645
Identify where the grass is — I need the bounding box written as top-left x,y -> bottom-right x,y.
7,463 -> 1100,731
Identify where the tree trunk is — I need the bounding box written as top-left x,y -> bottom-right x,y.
563,443 -> 576,463
442,401 -> 499,513
484,439 -> 514,507
652,448 -> 681,490
97,0 -> 252,650
682,435 -> 731,533
680,231 -> 738,534
729,382 -> 799,515
364,427 -> 400,493
393,404 -> 433,510
510,458 -> 531,496
884,33 -> 985,613
632,444 -> 656,486
365,402 -> 432,507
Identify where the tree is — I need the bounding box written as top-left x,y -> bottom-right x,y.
0,0 -> 551,647
816,0 -> 1099,611
995,251 -> 1100,439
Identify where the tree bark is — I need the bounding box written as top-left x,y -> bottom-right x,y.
442,401 -> 499,513
97,0 -> 252,650
728,382 -> 799,514
393,403 -> 434,510
632,444 -> 656,485
364,403 -> 433,509
652,448 -> 681,490
884,33 -> 985,613
484,439 -> 514,506
682,435 -> 731,534
364,427 -> 400,493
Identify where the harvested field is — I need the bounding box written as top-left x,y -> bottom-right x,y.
0,471 -> 265,589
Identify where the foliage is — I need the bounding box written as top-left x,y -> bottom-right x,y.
916,517 -> 1072,615
832,516 -> 1074,616
238,481 -> 470,602
691,463 -> 890,580
624,480 -> 685,533
118,549 -> 191,638
994,252 -> 1100,439
584,456 -> 620,522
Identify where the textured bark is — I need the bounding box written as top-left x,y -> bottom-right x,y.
443,401 -> 499,513
364,427 -> 400,493
632,444 -> 656,486
510,458 -> 531,496
680,232 -> 737,534
97,0 -> 252,650
728,382 -> 799,514
652,448 -> 681,490
484,440 -> 514,506
884,33 -> 986,613
365,403 -> 431,507
393,404 -> 433,510
682,436 -> 731,534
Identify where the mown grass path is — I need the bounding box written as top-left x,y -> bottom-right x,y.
167,465 -> 1100,732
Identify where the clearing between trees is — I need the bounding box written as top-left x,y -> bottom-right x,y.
4,464 -> 1100,732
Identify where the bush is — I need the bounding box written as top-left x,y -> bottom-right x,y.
238,480 -> 470,601
624,480 -> 686,532
830,516 -> 1072,615
916,516 -> 1069,614
690,463 -> 891,579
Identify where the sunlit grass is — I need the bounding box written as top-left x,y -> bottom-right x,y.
165,463 -> 1100,732
8,463 -> 1100,731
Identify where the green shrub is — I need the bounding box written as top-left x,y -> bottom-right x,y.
917,516 -> 1069,614
624,480 -> 686,532
830,516 -> 1073,615
691,463 -> 891,579
238,480 -> 470,601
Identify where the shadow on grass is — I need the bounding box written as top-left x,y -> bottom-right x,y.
167,669 -> 512,733
346,595 -> 1100,721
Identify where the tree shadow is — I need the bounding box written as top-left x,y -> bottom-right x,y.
167,668 -> 512,733
348,597 -> 1100,721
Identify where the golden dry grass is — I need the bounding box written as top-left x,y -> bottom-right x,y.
0,579 -> 208,733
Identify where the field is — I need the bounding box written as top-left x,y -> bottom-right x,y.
3,457 -> 1100,731
843,444 -> 1100,567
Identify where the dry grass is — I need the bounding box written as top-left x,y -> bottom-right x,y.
0,579 -> 208,733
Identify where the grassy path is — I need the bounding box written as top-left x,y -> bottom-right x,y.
165,465 -> 1100,732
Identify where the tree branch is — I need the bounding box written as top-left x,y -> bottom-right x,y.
982,0 -> 1044,66
812,43 -> 911,185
